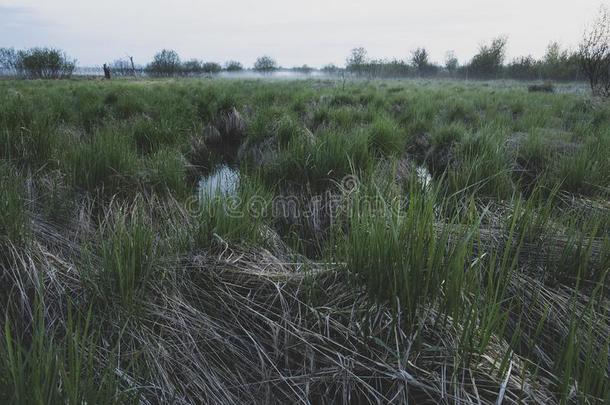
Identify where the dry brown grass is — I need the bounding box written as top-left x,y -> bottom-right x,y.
2,191 -> 606,403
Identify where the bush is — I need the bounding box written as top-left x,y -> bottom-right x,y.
147,49 -> 181,77
15,47 -> 76,79
541,42 -> 580,81
346,47 -> 368,74
224,61 -> 243,71
322,64 -> 339,74
444,51 -> 459,74
507,55 -> 541,80
182,59 -> 203,75
465,37 -> 507,79
292,65 -> 313,74
253,56 -> 278,73
528,82 -> 555,93
201,62 -> 222,74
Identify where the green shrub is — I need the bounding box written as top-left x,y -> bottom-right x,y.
464,36 -> 507,79
224,61 -> 243,72
201,62 -> 222,74
15,47 -> 76,79
253,56 -> 278,73
147,49 -> 181,77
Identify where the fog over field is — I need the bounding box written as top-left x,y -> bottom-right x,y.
0,0 -> 605,66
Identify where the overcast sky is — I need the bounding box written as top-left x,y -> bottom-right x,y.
0,0 -> 605,68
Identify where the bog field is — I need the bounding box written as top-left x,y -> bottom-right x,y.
0,77 -> 609,404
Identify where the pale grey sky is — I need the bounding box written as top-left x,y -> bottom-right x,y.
0,0 -> 605,68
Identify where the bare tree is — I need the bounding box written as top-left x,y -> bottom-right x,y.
411,47 -> 437,76
111,59 -> 134,76
579,6 -> 610,97
346,47 -> 367,74
411,48 -> 429,68
444,51 -> 458,75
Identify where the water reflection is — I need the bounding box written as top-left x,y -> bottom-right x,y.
198,165 -> 240,200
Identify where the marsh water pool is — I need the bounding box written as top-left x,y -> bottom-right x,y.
198,164 -> 240,200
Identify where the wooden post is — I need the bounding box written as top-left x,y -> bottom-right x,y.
129,56 -> 136,77
103,63 -> 111,79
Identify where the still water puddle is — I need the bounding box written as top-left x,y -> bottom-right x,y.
416,165 -> 432,189
198,165 -> 240,200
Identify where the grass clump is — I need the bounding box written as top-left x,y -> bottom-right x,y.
142,148 -> 188,197
446,128 -> 514,198
427,123 -> 466,175
263,128 -> 370,190
0,303 -> 128,405
63,127 -> 138,194
336,181 -> 475,321
0,164 -> 28,253
97,206 -> 156,305
196,178 -> 272,248
0,115 -> 56,165
366,115 -> 405,156
131,116 -> 178,154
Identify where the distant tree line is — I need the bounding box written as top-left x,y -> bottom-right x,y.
141,50 -> 282,77
345,38 -> 581,82
142,50 -> 279,77
143,49 -> 222,77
